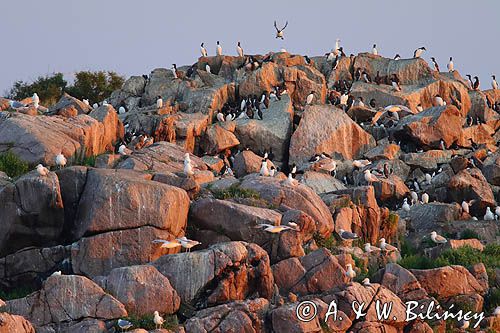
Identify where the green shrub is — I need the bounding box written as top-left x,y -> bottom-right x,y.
484,288 -> 500,313
6,73 -> 67,107
460,229 -> 480,240
0,286 -> 36,301
210,184 -> 260,200
0,151 -> 29,178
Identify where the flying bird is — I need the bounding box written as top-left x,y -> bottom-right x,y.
274,20 -> 288,39
152,239 -> 182,249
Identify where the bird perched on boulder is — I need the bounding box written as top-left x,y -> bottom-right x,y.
372,44 -> 378,55
260,159 -> 270,176
413,46 -> 426,58
306,91 -> 314,105
200,42 -> 207,57
117,319 -> 133,332
156,96 -> 163,109
492,75 -> 498,90
36,164 -> 49,176
216,41 -> 223,56
338,229 -> 358,240
431,57 -> 440,72
353,159 -> 371,169
447,57 -> 454,72
402,198 -> 411,212
236,42 -> 244,57
152,239 -> 182,249
345,264 -> 356,282
176,236 -> 201,252
258,223 -> 294,233
184,153 -> 195,177
274,20 -> 288,39
118,106 -> 126,114
283,173 -> 298,186
472,76 -> 480,90
434,94 -> 445,106
379,238 -> 399,252
55,153 -> 67,169
484,207 -> 495,220
364,169 -> 379,185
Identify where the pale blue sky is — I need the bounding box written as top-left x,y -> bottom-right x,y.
1,0 -> 498,93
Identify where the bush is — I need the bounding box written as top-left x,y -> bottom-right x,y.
460,229 -> 480,240
6,73 -> 67,107
66,71 -> 124,105
210,184 -> 261,200
0,151 -> 29,178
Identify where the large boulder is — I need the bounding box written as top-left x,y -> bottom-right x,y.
272,248 -> 349,295
6,275 -> 127,328
152,242 -> 274,308
184,298 -> 269,333
72,168 -> 190,240
239,175 -> 334,237
410,265 -> 488,298
0,170 -> 64,256
47,93 -> 92,116
234,95 -> 293,162
447,168 -> 496,214
394,106 -> 465,149
200,123 -> 240,155
299,171 -> 346,194
105,265 -> 180,316
289,105 -> 376,165
0,109 -> 123,166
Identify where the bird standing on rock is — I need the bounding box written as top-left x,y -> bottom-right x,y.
372,44 -> 378,55
431,57 -> 440,72
260,159 -> 270,176
447,57 -> 454,72
274,20 -> 288,39
184,153 -> 195,177
152,239 -> 182,249
216,41 -> 223,56
154,311 -> 164,329
200,43 -> 207,57
434,95 -> 445,106
283,173 -> 298,186
484,207 -> 495,220
473,76 -> 480,90
345,264 -> 356,282
55,153 -> 67,169
237,42 -> 244,57
430,231 -> 447,244
491,75 -> 498,90
379,238 -> 399,252
306,91 -> 314,105
338,229 -> 359,240
36,164 -> 49,176
402,198 -> 411,212
413,46 -> 426,58
117,319 -> 133,332
364,169 -> 379,185
156,96 -> 163,109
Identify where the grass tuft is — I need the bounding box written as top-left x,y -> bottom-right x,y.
0,151 -> 29,178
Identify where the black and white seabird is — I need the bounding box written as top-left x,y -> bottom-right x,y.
274,20 -> 288,39
413,46 -> 426,58
200,43 -> 207,57
237,42 -> 243,57
369,98 -> 376,108
372,44 -> 378,55
492,75 -> 498,90
391,78 -> 401,92
466,74 -> 473,89
171,64 -> 178,79
434,94 -> 445,106
306,91 -> 314,105
394,54 -> 401,60
216,41 -> 223,56
447,57 -> 454,72
430,57 -> 440,72
362,71 -> 371,83
473,76 -> 480,90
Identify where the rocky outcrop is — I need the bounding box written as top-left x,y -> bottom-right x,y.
0,313 -> 35,333
47,93 -> 92,116
105,265 -> 180,316
153,242 -> 274,308
6,275 -> 127,328
0,109 -> 123,166
289,105 -> 376,165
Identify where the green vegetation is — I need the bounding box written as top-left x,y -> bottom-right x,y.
313,233 -> 338,254
115,313 -> 179,331
6,71 -> 124,107
0,151 -> 29,178
66,71 -> 124,105
484,288 -> 500,313
0,286 -> 36,301
399,244 -> 500,282
460,229 -> 480,240
6,73 -> 67,107
209,184 -> 261,200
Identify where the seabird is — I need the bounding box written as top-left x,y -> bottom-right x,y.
9,100 -> 26,109
82,99 -> 89,106
51,271 -> 62,277
369,98 -> 376,108
118,106 -> 126,114
410,191 -> 419,205
391,78 -> 401,92
171,64 -> 178,78
434,94 -> 445,106
269,166 -> 276,177
184,154 -> 195,177
237,42 -> 244,57
421,192 -> 429,204
493,306 -> 500,316
472,76 -> 480,90
92,103 -> 99,108
117,319 -> 133,332
484,207 -> 495,220
176,236 -> 201,252
362,278 -> 371,286
205,64 -> 211,74
274,20 -> 288,39
416,103 -> 423,112
394,54 -> 401,60
306,91 -> 314,105
461,201 -> 470,214
216,41 -> 223,56
216,112 -> 225,122
283,173 -> 298,186
200,43 -> 207,57
447,57 -> 454,72
314,157 -> 337,176
345,264 -> 356,281
413,46 -> 426,58
424,173 -> 432,185
430,231 -> 447,244
154,311 -> 164,329
364,169 -> 379,185
118,144 -> 128,156
362,71 -> 371,83
156,96 -> 163,109
379,238 -> 399,252
258,223 -> 294,233
353,159 -> 371,169
492,75 -> 498,90
364,242 -> 381,253
260,159 -> 270,176
402,198 -> 411,212
55,153 -> 67,169
152,239 -> 182,249
495,206 -> 500,218
431,57 -> 440,72
36,164 -> 49,176
338,228 -> 359,240
372,44 -> 378,56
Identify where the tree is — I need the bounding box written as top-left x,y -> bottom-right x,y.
6,73 -> 67,106
66,71 -> 124,105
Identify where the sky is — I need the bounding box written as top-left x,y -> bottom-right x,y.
1,0 -> 499,94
